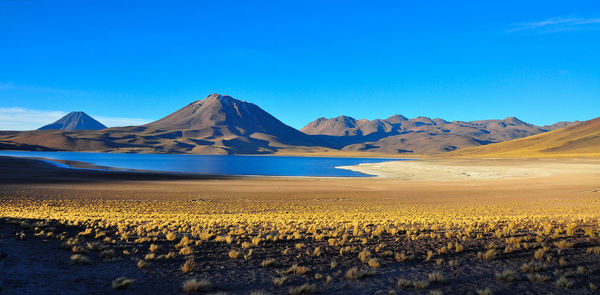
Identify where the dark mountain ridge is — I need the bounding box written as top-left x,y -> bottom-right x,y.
38,111 -> 106,130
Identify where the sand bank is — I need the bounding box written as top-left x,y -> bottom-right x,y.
337,158 -> 600,180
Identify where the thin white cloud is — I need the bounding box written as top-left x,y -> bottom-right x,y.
507,16 -> 600,33
93,115 -> 151,127
0,107 -> 151,130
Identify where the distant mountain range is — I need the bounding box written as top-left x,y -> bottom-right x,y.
38,111 -> 106,130
301,115 -> 572,154
0,94 -> 588,155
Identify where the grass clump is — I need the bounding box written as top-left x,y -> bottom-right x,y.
527,273 -> 550,283
555,276 -> 574,288
413,280 -> 430,289
261,258 -> 276,267
476,288 -> 493,295
495,269 -> 517,282
179,246 -> 193,255
70,254 -> 91,264
112,277 -> 135,290
521,261 -> 543,273
137,259 -> 150,268
182,278 -> 211,293
428,272 -> 445,284
272,276 -> 288,286
286,264 -> 309,275
397,278 -> 412,288
181,259 -> 195,273
228,250 -> 241,259
345,267 -> 375,280
367,258 -> 380,268
288,283 -> 316,295
165,232 -> 176,241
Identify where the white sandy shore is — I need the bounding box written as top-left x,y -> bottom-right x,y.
337,158 -> 600,180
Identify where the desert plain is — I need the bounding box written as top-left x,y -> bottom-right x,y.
1,156 -> 600,294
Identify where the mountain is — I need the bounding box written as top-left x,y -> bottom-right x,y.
145,94 -> 317,145
0,94 -> 581,155
38,111 -> 106,130
0,94 -> 326,154
447,117 -> 600,158
301,115 -> 569,154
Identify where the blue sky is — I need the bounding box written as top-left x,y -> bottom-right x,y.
1,0 -> 599,130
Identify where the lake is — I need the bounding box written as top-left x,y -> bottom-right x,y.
0,151 -> 407,177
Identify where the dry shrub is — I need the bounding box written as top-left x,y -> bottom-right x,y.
555,276 -> 574,288
144,253 -> 156,261
476,288 -> 493,295
179,246 -> 193,255
112,277 -> 135,290
182,278 -> 211,293
495,269 -> 516,282
397,278 -> 412,288
521,262 -> 544,273
527,273 -> 550,283
287,264 -> 309,275
181,259 -> 195,272
358,249 -> 371,262
70,254 -> 91,264
228,250 -> 241,259
137,259 -> 149,268
100,249 -> 115,259
149,244 -> 159,253
288,283 -> 316,295
413,280 -> 429,289
261,258 -> 276,267
367,258 -> 380,268
554,240 -> 574,250
428,272 -> 445,284
165,232 -> 176,241
345,267 -> 375,280
272,276 -> 288,286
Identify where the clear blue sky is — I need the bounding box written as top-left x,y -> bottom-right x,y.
1,0 -> 599,130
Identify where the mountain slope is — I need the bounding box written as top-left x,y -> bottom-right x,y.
1,94 -> 326,155
301,115 -> 562,154
447,117 -> 600,157
38,111 -> 106,130
145,94 -> 318,146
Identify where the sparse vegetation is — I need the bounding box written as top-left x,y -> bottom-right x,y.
288,283 -> 316,295
112,277 -> 135,290
3,180 -> 600,294
345,267 -> 375,280
182,278 -> 211,293
70,254 -> 91,264
181,259 -> 195,272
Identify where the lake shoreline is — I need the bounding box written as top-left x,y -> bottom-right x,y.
0,156 -> 244,184
0,151 -> 404,177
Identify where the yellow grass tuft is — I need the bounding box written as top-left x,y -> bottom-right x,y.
288,283 -> 316,295
228,250 -> 241,259
181,259 -> 195,272
182,278 -> 211,293
287,264 -> 309,275
112,277 -> 135,290
367,258 -> 380,268
428,272 -> 445,284
261,258 -> 276,267
70,254 -> 91,264
345,267 -> 375,280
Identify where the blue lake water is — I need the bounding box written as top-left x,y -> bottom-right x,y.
0,151 -> 407,177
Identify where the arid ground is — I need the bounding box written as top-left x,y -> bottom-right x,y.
1,157 -> 600,294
